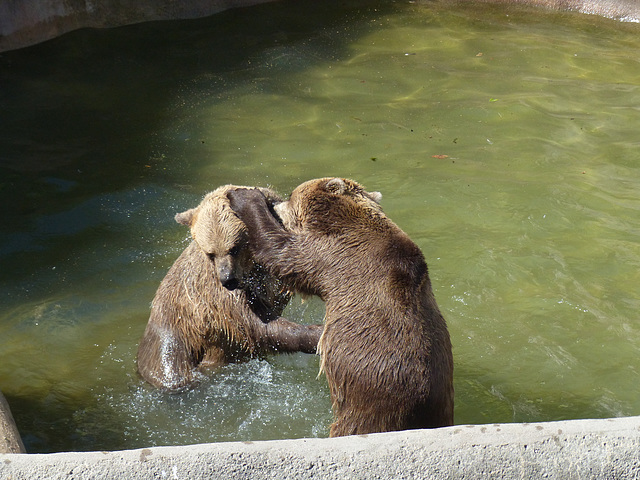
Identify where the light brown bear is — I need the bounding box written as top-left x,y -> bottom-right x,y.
228,178 -> 454,436
137,185 -> 323,393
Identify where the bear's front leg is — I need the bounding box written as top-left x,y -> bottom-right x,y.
228,188 -> 287,243
262,318 -> 323,354
228,188 -> 296,279
137,320 -> 201,393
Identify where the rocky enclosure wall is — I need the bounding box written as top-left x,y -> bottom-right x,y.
0,391 -> 25,454
0,0 -> 277,52
1,0 -> 640,52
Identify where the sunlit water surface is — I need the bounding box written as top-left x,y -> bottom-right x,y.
1,0 -> 639,453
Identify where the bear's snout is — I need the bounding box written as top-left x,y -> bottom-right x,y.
221,276 -> 240,291
216,256 -> 241,290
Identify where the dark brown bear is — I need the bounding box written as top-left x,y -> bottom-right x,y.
229,178 -> 454,436
137,185 -> 323,393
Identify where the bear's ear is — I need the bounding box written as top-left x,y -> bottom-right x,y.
325,178 -> 346,195
175,208 -> 196,226
367,191 -> 382,204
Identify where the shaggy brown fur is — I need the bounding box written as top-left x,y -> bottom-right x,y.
229,178 -> 454,436
137,185 -> 323,393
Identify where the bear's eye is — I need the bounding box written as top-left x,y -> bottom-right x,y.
228,246 -> 241,257
206,253 -> 216,261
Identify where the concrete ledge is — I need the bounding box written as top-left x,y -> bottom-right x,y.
1,416 -> 639,479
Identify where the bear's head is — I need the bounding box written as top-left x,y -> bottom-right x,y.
175,185 -> 283,290
274,177 -> 382,233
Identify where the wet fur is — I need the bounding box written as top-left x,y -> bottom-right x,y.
137,185 -> 322,393
229,178 -> 454,435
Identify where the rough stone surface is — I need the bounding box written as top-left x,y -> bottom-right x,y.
2,0 -> 640,52
467,0 -> 640,21
0,0 -> 278,52
0,391 -> 25,454
1,416 -> 639,479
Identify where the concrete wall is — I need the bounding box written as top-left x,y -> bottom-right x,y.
1,416 -> 639,479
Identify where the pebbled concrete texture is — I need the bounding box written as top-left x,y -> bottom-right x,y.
1,416 -> 639,479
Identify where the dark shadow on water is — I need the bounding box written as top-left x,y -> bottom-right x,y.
5,391 -> 123,453
0,0 -> 398,453
0,0 -> 399,285
0,0 -> 398,176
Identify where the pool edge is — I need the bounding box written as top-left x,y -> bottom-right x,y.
2,415 -> 639,479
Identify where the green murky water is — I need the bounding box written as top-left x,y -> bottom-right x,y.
1,0 -> 639,453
